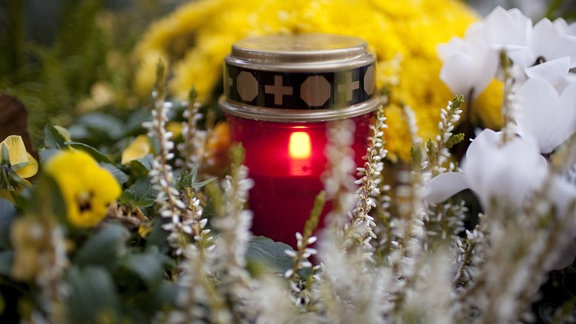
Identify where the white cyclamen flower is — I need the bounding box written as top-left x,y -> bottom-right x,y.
422,129 -> 547,210
481,6 -> 532,50
436,6 -> 531,99
517,17 -> 576,86
437,26 -> 499,99
516,78 -> 576,154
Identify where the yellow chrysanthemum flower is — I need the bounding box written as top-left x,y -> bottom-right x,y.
133,0 -> 503,161
45,150 -> 121,228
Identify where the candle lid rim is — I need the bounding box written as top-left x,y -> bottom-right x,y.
218,96 -> 380,122
230,33 -> 370,65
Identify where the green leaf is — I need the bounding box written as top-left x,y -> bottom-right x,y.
128,155 -> 154,176
65,141 -> 112,164
120,177 -> 156,208
44,124 -> 67,149
72,113 -> 125,140
178,167 -> 216,191
100,162 -> 129,185
121,246 -> 172,287
38,148 -> 60,165
246,236 -> 295,274
0,251 -> 14,277
22,175 -> 68,221
65,265 -> 120,323
0,198 -> 17,248
145,218 -> 170,254
75,222 -> 129,270
154,280 -> 179,307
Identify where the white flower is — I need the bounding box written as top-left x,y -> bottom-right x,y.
422,129 -> 547,210
437,6 -> 531,99
438,7 -> 576,98
437,27 -> 498,99
464,7 -> 531,85
517,17 -> 576,86
516,78 -> 576,153
481,6 -> 532,50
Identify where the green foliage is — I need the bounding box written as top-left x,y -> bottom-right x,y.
0,199 -> 17,249
66,265 -> 121,323
74,222 -> 129,270
1,0 -> 114,144
43,125 -> 68,150
545,0 -> 576,20
120,177 -> 156,208
246,237 -> 295,274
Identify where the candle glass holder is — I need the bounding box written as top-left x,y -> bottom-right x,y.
219,33 -> 379,247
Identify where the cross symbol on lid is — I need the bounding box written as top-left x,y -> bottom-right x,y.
265,75 -> 293,105
337,72 -> 360,102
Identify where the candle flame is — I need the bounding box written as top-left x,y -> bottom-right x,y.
289,131 -> 311,159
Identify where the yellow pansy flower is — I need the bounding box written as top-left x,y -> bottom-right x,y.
45,150 -> 121,228
1,135 -> 38,180
133,0 -> 501,161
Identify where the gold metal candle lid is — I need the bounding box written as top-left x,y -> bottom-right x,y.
219,33 -> 378,122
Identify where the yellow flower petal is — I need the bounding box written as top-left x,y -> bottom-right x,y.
121,135 -> 152,165
45,150 -> 121,228
0,135 -> 38,179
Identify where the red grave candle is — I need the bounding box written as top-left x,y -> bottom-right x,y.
219,34 -> 379,248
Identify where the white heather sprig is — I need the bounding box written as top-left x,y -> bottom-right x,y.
373,181 -> 394,258
455,176 -> 576,322
423,96 -> 467,248
284,191 -> 324,280
36,223 -> 68,324
385,170 -> 427,316
429,96 -> 464,176
315,118 -> 383,322
321,118 -> 358,231
144,64 -> 191,255
382,106 -> 430,315
251,274 -> 307,323
212,151 -> 253,271
178,89 -> 207,170
452,219 -> 487,291
369,113 -> 393,258
209,145 -> 255,321
175,242 -> 230,323
284,192 -> 324,311
172,189 -> 219,322
399,251 -> 455,323
348,105 -> 387,258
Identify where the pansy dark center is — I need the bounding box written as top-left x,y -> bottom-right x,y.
77,191 -> 94,213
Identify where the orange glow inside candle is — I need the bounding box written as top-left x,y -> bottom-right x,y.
289,131 -> 311,159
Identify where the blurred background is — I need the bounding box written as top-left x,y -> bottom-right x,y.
0,0 -> 575,145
